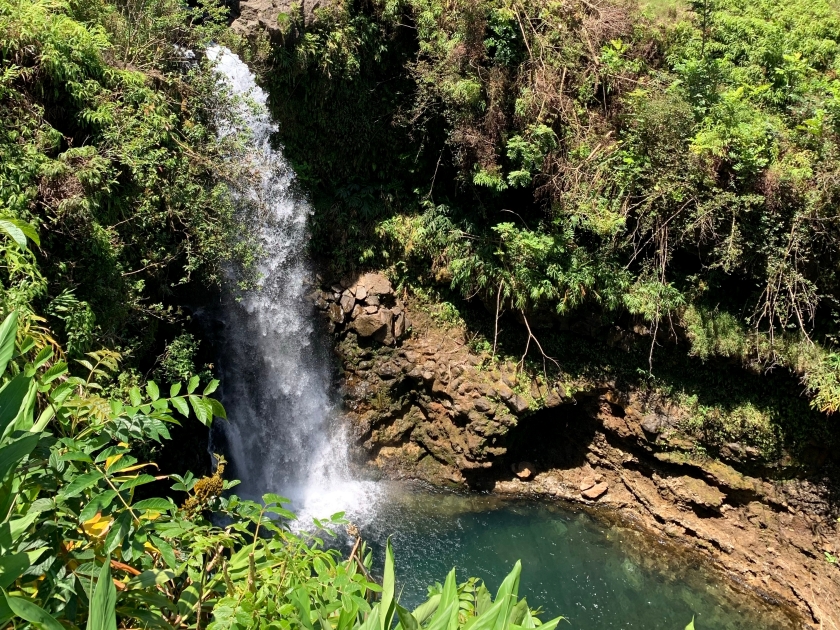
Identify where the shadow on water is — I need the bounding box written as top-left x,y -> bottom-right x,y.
348,484 -> 797,630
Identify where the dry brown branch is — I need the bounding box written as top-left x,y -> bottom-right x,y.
518,309 -> 560,377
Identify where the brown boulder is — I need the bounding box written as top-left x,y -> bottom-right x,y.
327,302 -> 344,324
544,391 -> 564,408
358,272 -> 392,296
507,395 -> 529,414
340,291 -> 355,314
495,382 -> 514,401
579,476 -> 596,491
581,482 -> 609,500
374,309 -> 395,345
473,397 -> 492,412
394,312 -> 407,338
352,315 -> 386,338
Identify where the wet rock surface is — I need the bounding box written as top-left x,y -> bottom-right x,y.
310,273 -> 840,629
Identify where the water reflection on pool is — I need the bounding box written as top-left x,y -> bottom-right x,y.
356,485 -> 796,630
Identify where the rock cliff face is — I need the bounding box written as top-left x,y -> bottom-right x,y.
311,272 -> 840,629
312,272 -> 572,484
229,0 -> 326,39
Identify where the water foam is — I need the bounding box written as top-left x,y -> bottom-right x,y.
205,46 -> 381,528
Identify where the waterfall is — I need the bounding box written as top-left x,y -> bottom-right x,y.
205,46 -> 379,525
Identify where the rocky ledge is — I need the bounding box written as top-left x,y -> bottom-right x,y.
310,273 -> 840,629
312,272 -> 570,484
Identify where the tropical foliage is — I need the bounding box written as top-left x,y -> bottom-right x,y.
259,0 -> 840,461
0,0 -> 252,366
0,298 -> 567,630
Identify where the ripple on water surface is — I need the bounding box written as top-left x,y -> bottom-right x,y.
350,485 -> 796,630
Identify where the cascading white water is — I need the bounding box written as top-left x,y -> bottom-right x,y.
205,46 -> 380,525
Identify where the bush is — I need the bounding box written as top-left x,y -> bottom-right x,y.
0,0 -> 251,365
265,0 -> 840,415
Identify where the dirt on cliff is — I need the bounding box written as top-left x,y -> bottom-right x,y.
310,273 -> 840,629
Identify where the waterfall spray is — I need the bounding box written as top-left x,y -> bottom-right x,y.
205,46 -> 379,525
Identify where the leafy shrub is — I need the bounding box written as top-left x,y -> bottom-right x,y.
0,0 -> 251,365
0,298 -> 570,630
266,0 -> 840,416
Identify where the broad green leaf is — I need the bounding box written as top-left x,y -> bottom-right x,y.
519,607 -> 536,630
123,608 -> 172,630
0,553 -> 30,588
508,598 -> 528,626
0,221 -> 27,249
359,605 -> 380,630
203,379 -> 219,395
381,538 -> 395,630
170,396 -> 188,417
95,446 -> 125,464
127,569 -> 177,590
146,381 -> 160,401
208,397 -> 227,420
495,561 -> 521,604
104,512 -> 130,554
169,383 -> 181,397
338,602 -> 360,630
150,536 -> 177,569
685,617 -> 695,630
396,605 -> 419,630
87,558 -> 117,630
3,590 -> 64,630
425,602 -> 456,630
133,498 -> 174,512
79,491 -> 118,524
32,346 -> 52,370
17,336 -> 34,356
59,451 -> 93,463
188,395 -> 211,426
262,493 -> 291,506
534,616 -> 564,630
475,585 -> 492,617
14,220 -> 39,247
176,584 -> 200,621
105,453 -> 135,473
187,375 -> 199,394
492,562 -> 521,630
412,594 -> 440,625
0,312 -> 16,377
40,362 -> 67,384
129,386 -> 142,407
0,511 -> 39,551
119,474 -> 156,491
0,219 -> 38,248
264,506 -> 296,519
0,373 -> 31,437
59,471 -> 104,500
429,569 -> 457,627
465,598 -> 505,630
0,433 -> 39,481
10,379 -> 37,433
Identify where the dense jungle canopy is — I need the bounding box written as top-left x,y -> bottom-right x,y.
261,0 -> 840,417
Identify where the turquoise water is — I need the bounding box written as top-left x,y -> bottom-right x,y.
359,487 -> 795,630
